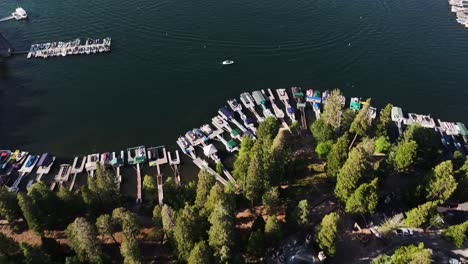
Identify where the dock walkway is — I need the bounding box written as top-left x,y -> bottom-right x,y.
193,158 -> 228,186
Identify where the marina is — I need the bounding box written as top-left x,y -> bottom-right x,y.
252,90 -> 276,120
448,0 -> 468,27
240,92 -> 265,123
1,87 -> 468,203
27,37 -> 111,59
227,99 -> 257,134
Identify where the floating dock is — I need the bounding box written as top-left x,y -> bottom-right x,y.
111,151 -> 124,186
36,153 -> 56,181
212,115 -> 242,141
177,136 -> 197,159
405,113 -> 435,128
85,153 -> 100,177
219,106 -> 254,139
50,164 -> 71,191
264,89 -> 288,129
227,99 -> 257,134
10,155 -> 39,192
69,156 -> 86,191
240,92 -> 264,123
291,87 -> 307,130
252,90 -> 276,120
167,150 -> 181,186
27,37 -> 111,59
276,88 -> 296,123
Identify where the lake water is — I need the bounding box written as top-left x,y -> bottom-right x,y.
1,0 -> 467,157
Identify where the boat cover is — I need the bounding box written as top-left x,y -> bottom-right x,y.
219,107 -> 234,119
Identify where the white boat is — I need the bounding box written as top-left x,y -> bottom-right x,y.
222,60 -> 234,65
12,7 -> 27,20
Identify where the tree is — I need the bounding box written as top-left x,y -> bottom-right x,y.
20,242 -> 51,264
216,162 -> 223,175
112,208 -> 140,240
56,187 -> 85,226
27,181 -> 59,229
442,221 -> 468,248
315,140 -> 333,159
83,164 -> 120,214
256,116 -> 280,142
340,109 -> 356,133
96,214 -> 117,244
246,230 -> 266,261
315,212 -> 339,257
371,254 -> 391,264
374,136 -> 391,153
17,192 -> 42,235
393,140 -> 418,171
425,160 -> 457,204
188,240 -> 213,264
152,204 -> 162,228
161,205 -> 175,238
0,232 -> 20,260
232,137 -> 253,187
173,204 -> 203,261
335,142 -> 372,203
322,89 -> 344,129
391,243 -> 431,264
195,170 -> 216,209
120,237 -> 142,264
262,187 -> 281,215
404,201 -> 436,228
245,149 -> 265,205
208,202 -> 235,262
265,215 -> 281,240
326,132 -> 349,177
345,178 -> 378,214
349,98 -> 372,149
375,103 -> 393,137
0,186 -> 22,226
289,121 -> 301,135
251,215 -> 266,232
310,118 -> 334,143
295,200 -> 310,227
142,174 -> 157,203
402,124 -> 441,166
65,217 -> 103,263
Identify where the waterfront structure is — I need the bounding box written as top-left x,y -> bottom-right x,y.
69,156 -> 87,191
127,146 -> 146,203
27,37 -> 111,59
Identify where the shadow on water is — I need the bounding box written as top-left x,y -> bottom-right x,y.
0,61 -> 45,149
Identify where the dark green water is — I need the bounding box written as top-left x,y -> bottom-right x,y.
0,0 -> 467,156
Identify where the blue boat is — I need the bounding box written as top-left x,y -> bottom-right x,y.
25,155 -> 37,168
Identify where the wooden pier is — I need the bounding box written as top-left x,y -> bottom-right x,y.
69,156 -> 86,191
147,146 -> 168,205
167,150 -> 181,186
50,164 -> 72,191
127,146 -> 146,203
193,158 -> 228,186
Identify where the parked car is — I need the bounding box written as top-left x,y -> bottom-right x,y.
394,228 -> 413,236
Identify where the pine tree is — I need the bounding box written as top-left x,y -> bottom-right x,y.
375,103 -> 393,137
0,232 -> 20,259
310,118 -> 334,143
161,205 -> 175,238
142,174 -> 157,203
265,215 -> 281,241
315,212 -> 340,257
120,237 -> 142,264
17,192 -> 42,235
349,98 -> 372,149
326,132 -> 349,177
208,202 -> 235,262
195,170 -> 216,209
262,187 -> 281,215
173,204 -> 203,261
393,140 -> 418,171
246,230 -> 266,261
345,178 -> 379,214
295,200 -> 310,227
96,214 -> 118,244
404,201 -> 436,228
188,240 -> 213,264
0,186 -> 22,226
65,217 -> 103,263
442,221 -> 468,248
322,89 -> 344,129
20,242 -> 51,264
425,160 -> 458,204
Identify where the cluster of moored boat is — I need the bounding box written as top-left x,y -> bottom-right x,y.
176,88 -> 378,186
27,37 -> 111,59
448,0 -> 468,27
0,146 -> 181,202
391,106 -> 468,153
